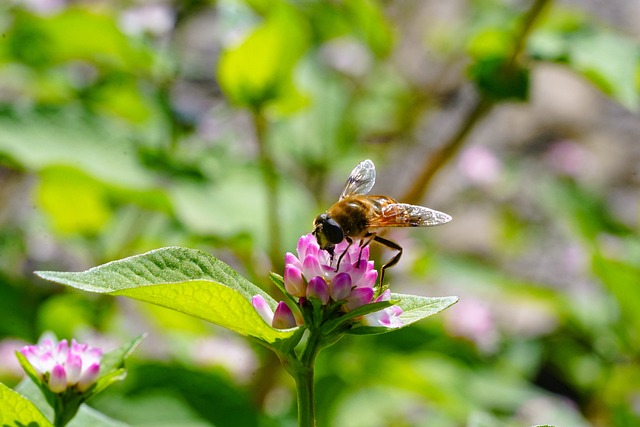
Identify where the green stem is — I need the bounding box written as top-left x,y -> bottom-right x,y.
252,109 -> 282,270
294,365 -> 316,427
289,328 -> 323,427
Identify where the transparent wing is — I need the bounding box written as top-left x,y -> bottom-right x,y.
339,159 -> 376,199
369,203 -> 452,227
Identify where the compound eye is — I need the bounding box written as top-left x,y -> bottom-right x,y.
323,217 -> 344,244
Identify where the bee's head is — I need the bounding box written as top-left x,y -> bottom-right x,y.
313,213 -> 344,252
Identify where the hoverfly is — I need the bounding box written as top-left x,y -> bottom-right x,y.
312,159 -> 452,286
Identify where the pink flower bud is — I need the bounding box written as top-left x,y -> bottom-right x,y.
330,273 -> 352,301
307,276 -> 330,305
345,287 -> 374,311
302,254 -> 324,281
251,295 -> 274,325
77,363 -> 101,392
49,364 -> 67,393
65,353 -> 82,385
284,265 -> 306,297
272,302 -> 297,329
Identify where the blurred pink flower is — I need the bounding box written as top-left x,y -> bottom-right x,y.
444,298 -> 498,352
458,145 -> 502,185
18,0 -> 65,15
119,3 -> 175,37
0,338 -> 28,378
20,336 -> 103,393
545,140 -> 590,177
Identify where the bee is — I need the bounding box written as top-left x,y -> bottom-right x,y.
312,159 -> 452,286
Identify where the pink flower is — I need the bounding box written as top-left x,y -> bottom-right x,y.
20,336 -> 103,393
363,290 -> 404,328
251,296 -> 297,329
284,234 -> 379,305
252,234 -> 404,329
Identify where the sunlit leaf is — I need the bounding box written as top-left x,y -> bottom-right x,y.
35,247 -> 298,346
217,4 -> 308,108
15,378 -> 130,427
0,381 -> 53,427
348,294 -> 458,335
37,167 -> 112,235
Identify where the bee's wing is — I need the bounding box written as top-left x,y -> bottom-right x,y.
369,203 -> 452,227
339,159 -> 376,199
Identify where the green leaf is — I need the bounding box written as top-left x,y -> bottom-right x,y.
99,335 -> 145,376
217,4 -> 308,109
35,247 -> 298,346
348,293 -> 458,335
468,56 -> 530,101
15,378 -> 130,427
0,381 -> 53,427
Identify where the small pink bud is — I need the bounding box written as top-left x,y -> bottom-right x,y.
65,353 -> 82,384
345,287 -> 374,311
77,363 -> 100,392
284,265 -> 306,297
272,302 -> 297,329
302,255 -> 323,281
330,273 -> 352,301
285,252 -> 301,269
49,364 -> 67,393
252,295 -> 274,325
307,276 -> 330,305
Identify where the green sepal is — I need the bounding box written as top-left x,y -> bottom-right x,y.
321,300 -> 393,335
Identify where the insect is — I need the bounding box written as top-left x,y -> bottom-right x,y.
312,159 -> 452,286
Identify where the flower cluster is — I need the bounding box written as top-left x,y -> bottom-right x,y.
20,337 -> 102,393
253,234 -> 403,329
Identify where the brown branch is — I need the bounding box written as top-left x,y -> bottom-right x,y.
400,0 -> 553,204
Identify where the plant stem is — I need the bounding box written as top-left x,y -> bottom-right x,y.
290,328 -> 323,427
252,109 -> 282,270
401,97 -> 493,204
401,0 -> 553,204
294,365 -> 316,427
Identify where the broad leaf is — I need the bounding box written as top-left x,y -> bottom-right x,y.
217,3 -> 308,108
15,378 -> 130,427
0,381 -> 53,427
348,294 -> 458,335
35,247 -> 298,346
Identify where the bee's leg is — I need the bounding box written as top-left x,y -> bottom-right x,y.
372,235 -> 403,286
356,233 -> 375,268
335,237 -> 353,271
327,246 -> 335,266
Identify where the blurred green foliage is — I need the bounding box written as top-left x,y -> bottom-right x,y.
0,0 -> 639,426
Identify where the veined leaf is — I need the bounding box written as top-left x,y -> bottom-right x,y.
348,294 -> 458,335
35,247 -> 298,346
0,381 -> 53,427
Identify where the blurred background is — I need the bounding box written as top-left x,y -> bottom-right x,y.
1,0 -> 639,426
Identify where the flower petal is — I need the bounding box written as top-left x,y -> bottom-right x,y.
330,272 -> 352,301
302,254 -> 323,282
307,276 -> 330,305
272,302 -> 297,329
65,353 -> 82,385
251,295 -> 274,325
49,364 -> 67,393
284,265 -> 306,297
345,287 -> 374,311
77,363 -> 100,392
